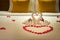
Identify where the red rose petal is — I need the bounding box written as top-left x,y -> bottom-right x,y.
23,25 -> 53,35
57,16 -> 60,18
37,32 -> 43,34
7,16 -> 10,18
31,25 -> 34,27
0,27 -> 6,30
12,20 -> 15,22
42,31 -> 46,33
56,20 -> 60,22
31,31 -> 34,33
29,30 -> 32,32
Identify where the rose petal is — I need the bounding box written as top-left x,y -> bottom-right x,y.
12,20 -> 15,22
23,25 -> 53,34
7,16 -> 10,18
57,16 -> 60,18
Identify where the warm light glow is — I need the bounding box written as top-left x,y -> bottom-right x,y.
13,0 -> 28,2
11,0 -> 30,13
39,0 -> 55,2
38,0 -> 56,12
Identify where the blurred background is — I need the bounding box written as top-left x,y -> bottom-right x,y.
0,0 -> 60,13
0,0 -> 9,11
